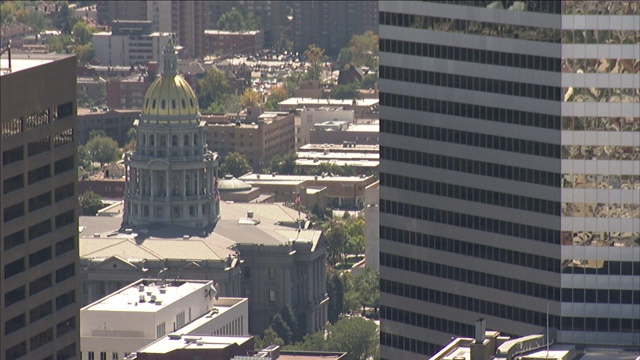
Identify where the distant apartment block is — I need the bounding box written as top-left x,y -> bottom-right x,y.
205,107 -> 295,168
81,279 -> 248,360
291,0 -> 379,54
77,108 -> 139,145
1,53 -> 80,360
295,143 -> 379,174
203,30 -> 264,56
298,107 -> 355,149
310,122 -> 379,146
96,1 -> 209,59
92,20 -> 173,67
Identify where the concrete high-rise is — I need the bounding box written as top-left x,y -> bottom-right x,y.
1,53 -> 80,359
378,1 -> 639,359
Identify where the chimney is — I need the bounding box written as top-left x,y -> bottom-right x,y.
475,318 -> 486,343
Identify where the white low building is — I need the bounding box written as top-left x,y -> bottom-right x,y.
80,279 -> 248,360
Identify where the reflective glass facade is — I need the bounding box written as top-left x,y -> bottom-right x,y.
378,1 -> 639,359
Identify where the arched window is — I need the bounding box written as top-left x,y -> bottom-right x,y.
171,100 -> 177,109
172,135 -> 178,146
141,134 -> 146,145
160,135 -> 167,146
184,134 -> 189,146
181,99 -> 187,108
150,135 -> 155,146
194,134 -> 198,145
161,100 -> 166,109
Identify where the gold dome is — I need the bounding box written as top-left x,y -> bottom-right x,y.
141,39 -> 199,120
142,75 -> 199,117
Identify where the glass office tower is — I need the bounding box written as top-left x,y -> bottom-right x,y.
378,1 -> 639,358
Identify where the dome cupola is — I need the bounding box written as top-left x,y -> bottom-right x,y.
141,39 -> 200,122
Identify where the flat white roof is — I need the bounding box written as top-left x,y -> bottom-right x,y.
279,97 -> 379,107
139,335 -> 252,353
83,280 -> 212,313
1,57 -> 53,76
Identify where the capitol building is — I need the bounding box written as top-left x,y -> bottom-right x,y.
79,41 -> 328,336
123,39 -> 220,228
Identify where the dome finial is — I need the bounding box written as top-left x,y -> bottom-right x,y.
163,38 -> 177,76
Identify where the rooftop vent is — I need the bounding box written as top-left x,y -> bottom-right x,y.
168,333 -> 182,340
183,235 -> 190,240
93,233 -> 101,238
247,211 -> 254,218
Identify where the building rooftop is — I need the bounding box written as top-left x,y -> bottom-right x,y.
82,279 -> 214,313
240,173 -> 375,183
347,123 -> 379,132
1,53 -> 74,76
204,30 -> 261,35
139,334 -> 253,354
279,97 -> 379,107
79,202 -> 323,261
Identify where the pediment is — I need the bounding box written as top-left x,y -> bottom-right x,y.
181,261 -> 204,271
90,255 -> 144,272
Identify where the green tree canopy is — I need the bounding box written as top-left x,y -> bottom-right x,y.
254,327 -> 284,350
72,21 -> 95,45
266,151 -> 296,175
220,152 -> 251,178
53,3 -> 80,34
335,47 -> 355,70
86,134 -> 121,167
198,68 -> 232,110
79,190 -> 104,216
216,8 -> 260,32
289,316 -> 379,360
270,313 -> 292,345
304,44 -> 325,81
16,8 -> 49,33
343,216 -> 365,256
240,87 -> 261,108
74,43 -> 94,64
327,271 -> 345,323
351,267 -> 380,315
331,83 -> 360,100
280,305 -> 302,343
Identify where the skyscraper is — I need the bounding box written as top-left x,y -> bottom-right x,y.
378,1 -> 639,359
1,53 -> 80,359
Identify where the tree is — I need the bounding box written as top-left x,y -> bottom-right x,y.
304,44 -> 325,81
359,73 -> 378,90
327,271 -> 345,323
331,83 -> 360,100
289,316 -> 379,360
348,31 -> 379,69
198,68 -> 232,110
46,34 -> 73,53
72,21 -> 95,45
86,134 -> 121,167
265,86 -> 288,110
266,151 -> 296,175
123,127 -> 137,152
280,305 -> 301,343
325,220 -> 347,265
335,47 -> 355,70
79,190 -> 104,216
16,9 -> 49,33
270,313 -> 292,345
1,2 -> 18,27
74,43 -> 94,64
343,217 -> 365,256
78,144 -> 92,170
352,267 -> 380,316
53,3 -> 80,34
255,327 -> 284,350
220,152 -> 251,178
216,8 -> 260,32
240,87 -> 261,108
